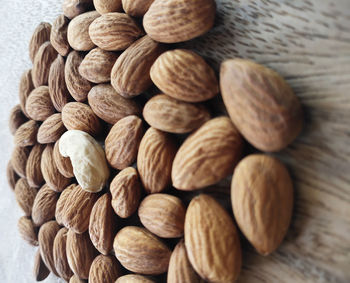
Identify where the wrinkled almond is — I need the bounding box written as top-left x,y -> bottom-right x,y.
17,216 -> 39,246
89,255 -> 121,283
34,250 -> 50,281
9,105 -> 28,135
62,0 -> 94,19
15,178 -> 38,216
19,69 -> 35,118
55,184 -> 75,225
25,86 -> 55,121
53,139 -> 74,178
11,146 -> 30,178
29,22 -> 51,62
26,144 -> 45,188
122,0 -> 155,17
37,113 -> 66,144
7,160 -> 19,190
50,15 -> 70,56
14,120 -> 38,147
93,0 -> 122,14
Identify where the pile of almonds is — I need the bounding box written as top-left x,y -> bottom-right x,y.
7,0 -> 303,282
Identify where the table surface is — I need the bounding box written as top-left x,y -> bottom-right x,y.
0,0 -> 349,282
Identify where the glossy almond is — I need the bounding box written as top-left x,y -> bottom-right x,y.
172,117 -> 244,191
34,250 -> 50,281
93,0 -> 122,14
25,86 -> 55,121
50,15 -> 70,56
55,184 -> 76,225
17,216 -> 38,246
62,0 -> 94,19
29,22 -> 51,62
185,194 -> 242,282
11,146 -> 30,178
14,178 -> 38,216
14,120 -> 38,147
53,139 -> 74,178
116,275 -> 156,283
89,255 -> 121,283
7,160 -> 19,190
37,113 -> 66,144
26,144 -> 45,188
18,70 -> 34,118
9,105 -> 28,135
122,0 -> 155,17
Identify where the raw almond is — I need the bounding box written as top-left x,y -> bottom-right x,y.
137,127 -> 177,193
69,275 -> 85,283
14,120 -> 38,147
17,216 -> 39,246
172,117 -> 244,191
34,250 -> 50,281
9,105 -> 28,135
116,275 -> 156,283
220,59 -> 303,152
143,0 -> 216,43
93,0 -> 122,14
53,139 -> 74,178
7,160 -> 19,190
122,0 -> 155,17
55,184 -> 75,225
62,0 -> 94,19
150,49 -> 218,102
139,194 -> 185,238
143,94 -> 210,133
11,146 -> 30,178
114,226 -> 171,274
105,115 -> 143,169
26,144 -> 45,188
29,22 -> 51,62
110,167 -> 141,218
50,15 -> 70,56
89,255 -> 121,283
25,86 -> 55,121
14,178 -> 38,216
37,113 -> 66,144
19,69 -> 34,118
111,35 -> 164,98
185,194 -> 242,282
231,154 -> 294,255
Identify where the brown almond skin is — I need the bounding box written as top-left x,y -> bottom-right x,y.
93,0 -> 122,14
26,86 -> 55,121
69,274 -> 86,283
14,178 -> 38,216
151,50 -> 218,102
89,194 -> 118,255
17,216 -> 39,246
138,194 -> 185,238
55,184 -> 76,225
7,160 -> 19,190
231,154 -> 294,255
185,194 -> 242,282
89,255 -> 121,283
65,51 -> 93,102
172,117 -> 244,191
62,0 -> 94,19
14,120 -> 38,147
37,113 -> 66,144
29,22 -> 51,62
143,94 -> 211,133
51,15 -> 70,56
26,144 -> 45,188
137,127 -> 177,194
53,139 -> 74,178
111,35 -> 165,98
19,70 -> 35,118
220,59 -> 303,152
114,226 -> 171,274
34,250 -> 50,281
11,146 -> 30,178
110,167 -> 142,218
9,105 -> 28,135
143,0 -> 216,43
122,0 -> 155,17
105,115 -> 143,169
53,227 -> 74,281
116,275 -> 155,283
32,184 -> 59,226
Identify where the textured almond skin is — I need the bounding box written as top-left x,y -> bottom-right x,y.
14,120 -> 38,147
151,50 -> 218,102
137,127 -> 177,194
34,250 -> 50,281
110,167 -> 141,218
143,94 -> 210,133
11,146 -> 30,178
139,194 -> 185,238
89,255 -> 121,283
220,59 -> 303,152
37,113 -> 66,144
105,115 -> 143,169
32,184 -> 59,226
79,48 -> 118,83
32,42 -> 58,88
66,230 -> 98,279
172,117 -> 244,191
143,0 -> 216,43
53,227 -> 74,281
89,194 -> 117,255
7,160 -> 19,190
93,0 -> 122,14
9,105 -> 28,135
29,22 -> 51,62
19,70 -> 34,118
114,226 -> 171,274
122,0 -> 155,17
53,139 -> 74,178
41,144 -> 71,192
55,184 -> 75,225
67,11 -> 99,51
116,275 -> 156,283
14,178 -> 38,216
89,13 -> 143,51
50,15 -> 70,56
232,154 -> 294,255
111,35 -> 164,98
26,86 -> 55,121
38,220 -> 61,276
63,0 -> 94,19
26,144 -> 45,188
69,275 -> 85,283
17,216 -> 38,246
65,51 -> 93,102
185,194 -> 242,282
62,102 -> 101,136
167,240 -> 202,283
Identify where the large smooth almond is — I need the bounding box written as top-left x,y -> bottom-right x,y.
26,86 -> 55,121
37,113 -> 66,144
26,144 -> 45,188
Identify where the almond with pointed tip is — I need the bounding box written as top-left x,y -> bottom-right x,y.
17,216 -> 38,246
55,184 -> 76,225
37,113 -> 66,144
11,146 -> 30,178
14,178 -> 38,216
53,139 -> 74,178
50,15 -> 70,56
26,86 -> 55,121
34,250 -> 50,281
19,69 -> 34,118
29,22 -> 51,62
93,0 -> 122,14
14,120 -> 38,147
62,0 -> 94,19
26,144 -> 45,188
9,105 -> 28,135
7,160 -> 19,190
122,0 -> 155,17
89,255 -> 121,283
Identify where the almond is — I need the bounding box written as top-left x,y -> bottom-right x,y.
37,113 -> 66,144
110,167 -> 141,218
34,250 -> 50,281
116,275 -> 156,283
62,0 -> 94,19
89,255 -> 121,283
185,194 -> 242,282
69,275 -> 85,283
122,0 -> 155,17
111,35 -> 164,98
143,94 -> 211,133
231,154 -> 294,255
114,226 -> 171,274
25,86 -> 55,121
143,0 -> 216,43
67,11 -> 99,51
50,15 -> 70,56
18,69 -> 34,118
139,194 -> 185,238
53,139 -> 74,178
89,193 -> 118,255
79,48 -> 118,83
7,160 -> 19,190
62,102 -> 101,136
14,120 -> 38,147
9,105 -> 28,135
220,59 -> 303,152
55,184 -> 75,225
93,0 -> 122,14
14,178 -> 38,216
17,216 -> 39,246
11,146 -> 30,178
105,115 -> 143,169
172,117 -> 244,191
26,144 -> 45,188
29,22 -> 51,62
32,184 -> 59,226
150,49 -> 218,102
65,51 -> 93,102
66,229 -> 98,279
